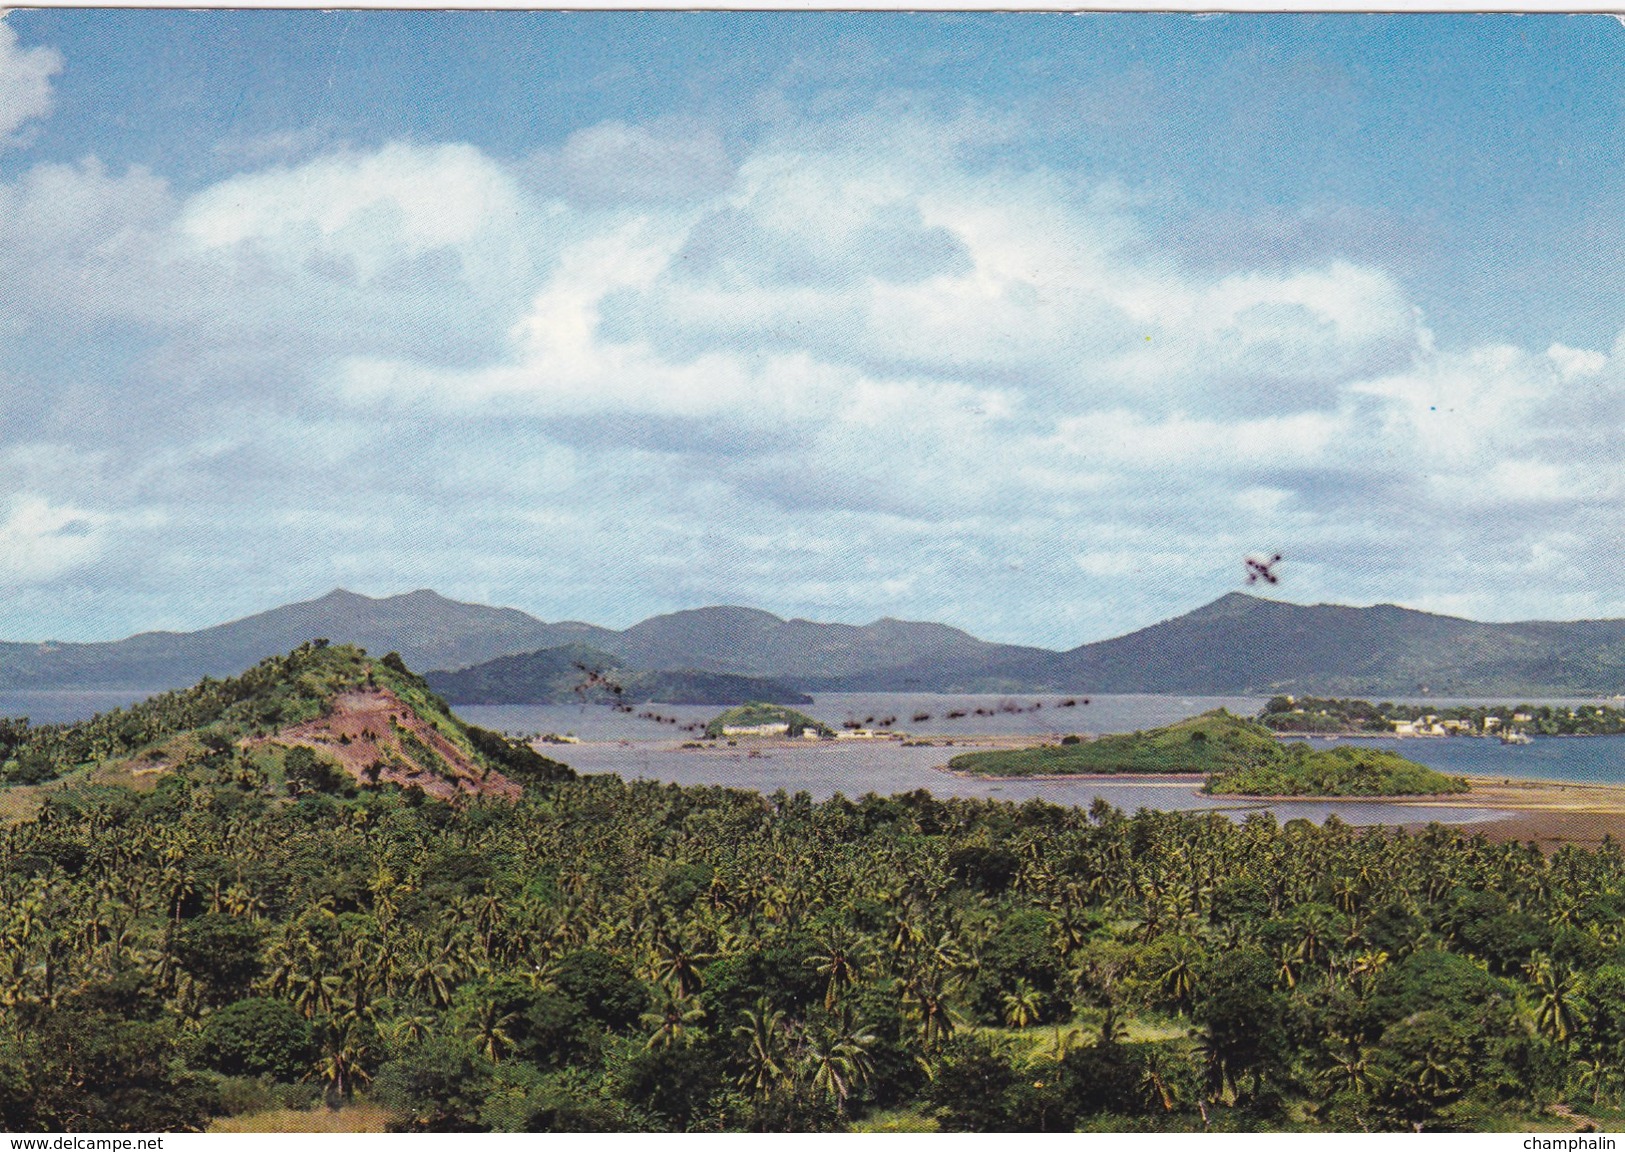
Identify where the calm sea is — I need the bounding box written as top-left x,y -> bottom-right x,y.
0,689 -> 162,724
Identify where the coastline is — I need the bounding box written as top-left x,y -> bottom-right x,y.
551,732 -> 1625,849
942,768 -> 1207,784
938,753 -> 1625,849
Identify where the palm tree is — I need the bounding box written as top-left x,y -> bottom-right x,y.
387,1011 -> 435,1049
642,987 -> 706,1050
734,998 -> 789,1100
652,932 -> 711,998
290,946 -> 343,1020
807,924 -> 871,1011
1316,1037 -> 1371,1101
1071,940 -> 1133,1045
1348,949 -> 1389,997
902,964 -> 961,1054
471,995 -> 520,1063
801,1009 -> 876,1115
1050,905 -> 1089,966
1527,955 -> 1588,1047
1157,940 -> 1200,1012
1139,1047 -> 1179,1113
1273,942 -> 1300,991
309,1019 -> 374,1104
404,939 -> 459,1009
1041,1024 -> 1083,1064
1001,977 -> 1043,1029
1571,1054 -> 1622,1108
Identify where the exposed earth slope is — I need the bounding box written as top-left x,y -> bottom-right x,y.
0,641 -> 570,803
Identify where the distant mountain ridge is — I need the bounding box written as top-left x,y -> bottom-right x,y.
0,589 -> 1034,692
809,592 -> 1625,696
4,588 -> 1625,697
0,589 -> 570,690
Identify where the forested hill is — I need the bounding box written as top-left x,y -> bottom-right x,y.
808,593 -> 1625,696
1049,593 -> 1625,696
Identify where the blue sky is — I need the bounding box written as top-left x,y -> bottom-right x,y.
3,12 -> 1625,646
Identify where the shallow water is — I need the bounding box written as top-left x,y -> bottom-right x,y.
5,686 -> 1606,826
1284,732 -> 1625,785
444,694 -> 1610,825
458,692 -> 1269,744
457,694 -> 1507,825
540,736 -> 1502,827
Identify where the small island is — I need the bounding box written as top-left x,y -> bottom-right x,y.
948,710 -> 1469,797
703,702 -> 834,739
425,644 -> 813,706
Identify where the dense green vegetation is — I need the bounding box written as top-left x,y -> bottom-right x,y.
948,712 -> 1467,797
1259,697 -> 1394,734
0,655 -> 1607,1133
426,646 -> 813,707
1204,742 -> 1468,797
703,703 -> 833,740
1261,696 -> 1625,738
1,757 -> 1620,1132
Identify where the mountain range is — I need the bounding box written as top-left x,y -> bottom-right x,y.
810,592 -> 1625,696
4,587 -> 1625,697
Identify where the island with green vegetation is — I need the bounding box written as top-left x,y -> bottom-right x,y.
703,702 -> 834,739
948,710 -> 1271,777
1202,740 -> 1468,797
1259,695 -> 1625,738
949,711 -> 1468,797
425,644 -> 813,707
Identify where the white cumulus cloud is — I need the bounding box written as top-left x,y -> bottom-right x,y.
8,103 -> 1625,640
0,21 -> 60,147
0,495 -> 108,583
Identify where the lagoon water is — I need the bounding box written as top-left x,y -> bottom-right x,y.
12,686 -> 1621,826
1283,732 -> 1625,786
458,693 -> 1519,827
460,692 -> 1268,745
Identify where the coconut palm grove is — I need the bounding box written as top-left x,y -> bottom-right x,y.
0,644 -> 1622,1133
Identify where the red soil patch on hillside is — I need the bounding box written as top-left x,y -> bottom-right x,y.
249,686 -> 519,803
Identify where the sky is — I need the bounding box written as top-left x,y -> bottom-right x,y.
3,12 -> 1625,647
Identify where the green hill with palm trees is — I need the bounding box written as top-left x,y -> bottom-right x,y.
0,640 -> 570,799
948,711 -> 1467,796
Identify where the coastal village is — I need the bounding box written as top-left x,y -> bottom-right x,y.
1263,695 -> 1625,740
